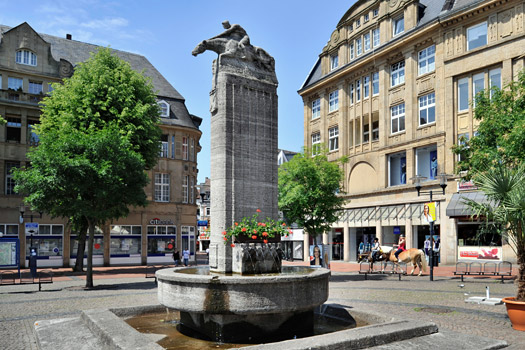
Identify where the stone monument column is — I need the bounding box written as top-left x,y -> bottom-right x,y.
193,21 -> 278,273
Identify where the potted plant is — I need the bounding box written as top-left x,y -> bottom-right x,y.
222,209 -> 291,246
464,165 -> 525,331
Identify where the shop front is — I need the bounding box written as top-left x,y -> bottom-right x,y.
281,228 -> 304,261
109,225 -> 142,265
147,219 -> 177,264
25,224 -> 64,268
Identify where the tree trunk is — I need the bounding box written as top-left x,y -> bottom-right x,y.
86,219 -> 95,289
517,253 -> 525,302
73,226 -> 87,272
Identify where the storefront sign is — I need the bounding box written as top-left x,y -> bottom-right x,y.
25,222 -> 39,235
393,226 -> 400,235
197,220 -> 208,227
458,180 -> 477,191
458,246 -> 501,261
149,218 -> 174,225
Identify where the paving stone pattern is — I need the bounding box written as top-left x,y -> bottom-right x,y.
0,267 -> 524,349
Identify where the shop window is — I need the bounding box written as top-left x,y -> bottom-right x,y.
26,225 -> 63,258
416,145 -> 438,180
0,224 -> 18,236
467,22 -> 487,51
181,226 -> 196,257
110,225 -> 141,256
147,225 -> 176,255
388,152 -> 406,186
6,117 -> 21,143
457,223 -> 501,247
5,161 -> 20,195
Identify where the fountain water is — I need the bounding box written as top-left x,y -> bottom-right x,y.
157,20 -> 330,343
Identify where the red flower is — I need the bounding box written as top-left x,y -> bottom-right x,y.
282,223 -> 286,226
235,222 -> 238,226
262,232 -> 268,237
288,230 -> 293,234
263,239 -> 268,244
231,244 -> 236,248
222,231 -> 227,235
257,222 -> 262,226
261,223 -> 266,227
253,229 -> 257,233
241,228 -> 247,232
256,209 -> 261,213
223,237 -> 227,241
252,235 -> 257,240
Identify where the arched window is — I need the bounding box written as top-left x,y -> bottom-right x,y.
158,101 -> 170,117
16,50 -> 37,66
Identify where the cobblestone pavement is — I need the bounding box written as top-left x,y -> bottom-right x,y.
0,267 -> 524,349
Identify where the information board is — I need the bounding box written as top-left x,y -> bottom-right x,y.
0,238 -> 19,267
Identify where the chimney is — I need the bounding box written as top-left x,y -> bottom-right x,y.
66,34 -> 72,40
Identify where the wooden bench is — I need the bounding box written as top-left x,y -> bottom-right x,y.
0,270 -> 53,291
454,261 -> 513,283
358,261 -> 407,281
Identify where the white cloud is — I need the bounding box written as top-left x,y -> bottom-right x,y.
81,17 -> 128,30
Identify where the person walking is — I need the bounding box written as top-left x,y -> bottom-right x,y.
173,249 -> 180,267
183,248 -> 190,266
424,237 -> 431,263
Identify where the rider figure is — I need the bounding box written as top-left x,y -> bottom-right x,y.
211,20 -> 251,51
371,238 -> 380,261
394,235 -> 406,262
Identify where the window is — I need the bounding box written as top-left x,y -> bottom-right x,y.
373,8 -> 379,17
349,84 -> 354,105
419,93 -> 436,126
28,81 -> 42,94
416,145 -> 438,180
372,115 -> 379,141
458,78 -> 469,112
489,68 -> 501,98
329,126 -> 339,151
8,93 -> 19,101
329,90 -> 339,112
356,79 -> 361,102
182,136 -> 188,160
393,16 -> 404,36
356,38 -> 362,56
363,76 -> 370,99
147,225 -> 176,235
5,161 -> 20,195
373,28 -> 380,47
473,73 -> 485,108
330,55 -> 338,70
391,103 -> 405,134
190,138 -> 195,162
349,24 -> 353,32
190,177 -> 195,204
182,175 -> 189,203
457,133 -> 470,162
0,74 -> 2,88
28,119 -> 39,146
350,43 -> 355,60
364,14 -> 369,23
47,83 -> 54,94
356,19 -> 360,28
388,152 -> 406,186
15,50 -> 37,66
154,173 -> 170,202
8,77 -> 23,90
311,132 -> 321,155
391,61 -> 405,87
158,101 -> 169,117
363,118 -> 370,143
205,207 -> 211,216
312,99 -> 321,119
372,72 -> 379,95
418,45 -> 435,76
6,117 -> 21,143
160,134 -> 168,158
467,22 -> 487,51
348,121 -> 354,147
364,33 -> 371,52
0,224 -> 18,236
171,135 -> 175,159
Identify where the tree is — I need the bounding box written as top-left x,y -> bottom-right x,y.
278,148 -> 346,245
463,166 -> 525,301
453,70 -> 525,178
14,48 -> 161,288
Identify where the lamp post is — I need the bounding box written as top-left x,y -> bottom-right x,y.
412,173 -> 450,281
19,204 -> 43,248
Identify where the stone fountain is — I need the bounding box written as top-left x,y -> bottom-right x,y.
156,20 -> 330,343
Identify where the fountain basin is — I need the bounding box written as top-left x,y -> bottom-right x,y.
156,266 -> 330,342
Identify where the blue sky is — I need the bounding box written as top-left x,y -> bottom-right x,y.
1,0 -> 356,183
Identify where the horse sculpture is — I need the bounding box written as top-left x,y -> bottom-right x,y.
384,248 -> 428,276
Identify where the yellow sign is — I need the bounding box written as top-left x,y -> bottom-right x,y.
423,202 -> 436,223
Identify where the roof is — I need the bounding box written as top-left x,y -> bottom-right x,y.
446,192 -> 491,217
0,23 -> 201,130
300,0 -> 485,91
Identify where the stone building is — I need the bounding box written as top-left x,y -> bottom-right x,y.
299,0 -> 525,264
0,23 -> 202,267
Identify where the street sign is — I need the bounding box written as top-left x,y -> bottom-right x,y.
25,222 -> 39,235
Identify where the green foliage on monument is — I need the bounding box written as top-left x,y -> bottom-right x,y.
13,48 -> 161,287
278,147 -> 347,244
453,70 -> 525,178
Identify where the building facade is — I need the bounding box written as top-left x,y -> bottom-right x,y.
0,23 -> 202,267
299,0 -> 525,264
196,177 -> 211,252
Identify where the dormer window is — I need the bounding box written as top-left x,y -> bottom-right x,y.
15,50 -> 37,66
158,101 -> 170,117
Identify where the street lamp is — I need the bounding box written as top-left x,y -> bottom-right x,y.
411,173 -> 451,281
